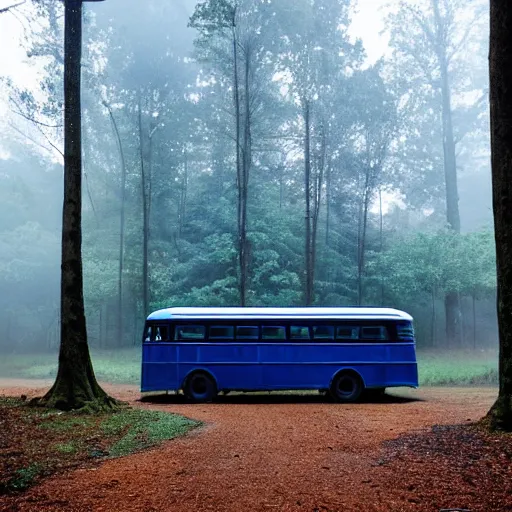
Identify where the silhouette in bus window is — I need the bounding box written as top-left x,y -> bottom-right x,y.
313,326 -> 334,340
290,326 -> 310,340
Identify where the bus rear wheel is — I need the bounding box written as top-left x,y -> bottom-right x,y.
184,372 -> 217,403
330,371 -> 363,403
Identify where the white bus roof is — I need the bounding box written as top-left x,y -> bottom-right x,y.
146,307 -> 413,321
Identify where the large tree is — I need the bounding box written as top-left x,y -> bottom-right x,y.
36,0 -> 116,410
386,0 -> 487,345
486,0 -> 512,431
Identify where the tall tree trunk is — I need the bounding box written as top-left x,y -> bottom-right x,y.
472,291 -> 477,350
232,21 -> 245,307
178,147 -> 188,238
431,286 -> 437,348
357,168 -> 372,306
304,99 -> 313,305
379,187 -> 384,305
311,123 -> 326,301
325,157 -> 332,247
105,102 -> 126,346
486,0 -> 512,431
239,46 -> 252,306
39,0 -> 114,411
138,92 -> 149,317
432,0 -> 462,347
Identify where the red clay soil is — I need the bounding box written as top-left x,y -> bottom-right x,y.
0,381 -> 503,512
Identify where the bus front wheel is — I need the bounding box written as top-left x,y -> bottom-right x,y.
184,372 -> 217,403
330,371 -> 363,403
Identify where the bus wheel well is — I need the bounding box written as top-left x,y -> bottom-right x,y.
330,369 -> 364,403
182,370 -> 218,402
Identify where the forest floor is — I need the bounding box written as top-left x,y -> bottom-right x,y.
0,381 -> 510,512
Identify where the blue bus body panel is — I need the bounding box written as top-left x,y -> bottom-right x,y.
141,342 -> 418,392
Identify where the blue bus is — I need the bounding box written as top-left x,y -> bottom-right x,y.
141,307 -> 418,402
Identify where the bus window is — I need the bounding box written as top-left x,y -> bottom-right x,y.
236,326 -> 259,339
262,326 -> 286,340
154,325 -> 169,342
336,326 -> 359,340
396,322 -> 415,341
361,326 -> 388,341
175,325 -> 206,341
313,326 -> 334,340
290,326 -> 310,340
143,325 -> 169,342
209,326 -> 234,339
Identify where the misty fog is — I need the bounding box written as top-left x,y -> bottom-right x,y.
0,0 -> 495,356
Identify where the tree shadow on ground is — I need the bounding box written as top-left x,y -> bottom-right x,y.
139,390 -> 423,405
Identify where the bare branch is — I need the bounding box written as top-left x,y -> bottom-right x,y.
11,107 -> 63,128
0,1 -> 25,15
8,121 -> 61,158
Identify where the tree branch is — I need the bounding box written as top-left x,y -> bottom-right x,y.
11,107 -> 63,128
0,1 -> 25,15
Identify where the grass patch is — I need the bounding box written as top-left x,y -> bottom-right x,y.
418,349 -> 498,386
102,409 -> 197,457
54,441 -> 80,454
0,348 -> 141,384
0,348 -> 499,388
0,400 -> 199,495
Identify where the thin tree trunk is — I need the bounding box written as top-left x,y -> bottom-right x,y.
311,123 -> 326,301
178,147 -> 188,237
240,45 -> 252,306
486,0 -> 512,430
379,187 -> 384,305
232,19 -> 245,307
105,102 -> 126,346
432,0 -> 462,346
325,158 -> 332,247
358,168 -> 372,306
432,286 -> 437,348
304,99 -> 313,306
138,92 -> 149,317
39,0 -> 114,411
472,292 -> 477,350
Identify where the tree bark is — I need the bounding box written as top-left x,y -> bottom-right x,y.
38,0 -> 116,411
304,99 -> 313,306
432,0 -> 462,346
231,18 -> 246,307
486,0 -> 512,431
138,92 -> 149,317
105,102 -> 126,346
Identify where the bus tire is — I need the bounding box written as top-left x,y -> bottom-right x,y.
330,371 -> 364,403
183,371 -> 217,403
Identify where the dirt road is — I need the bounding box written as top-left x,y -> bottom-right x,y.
0,381 -> 497,511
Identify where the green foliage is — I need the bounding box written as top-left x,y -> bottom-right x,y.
54,442 -> 80,454
8,464 -> 43,491
101,409 -> 199,457
0,0 -> 494,353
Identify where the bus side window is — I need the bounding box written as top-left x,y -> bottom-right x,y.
144,326 -> 152,342
360,326 -> 389,341
236,326 -> 259,340
209,326 -> 234,340
313,326 -> 334,340
175,325 -> 206,341
290,326 -> 310,340
336,326 -> 359,341
261,326 -> 286,340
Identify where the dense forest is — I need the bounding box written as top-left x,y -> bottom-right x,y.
0,0 -> 494,351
